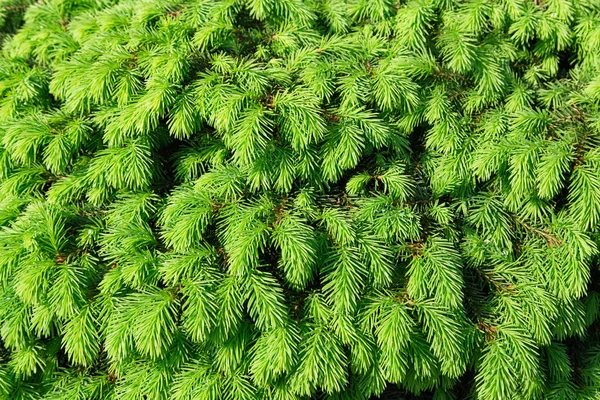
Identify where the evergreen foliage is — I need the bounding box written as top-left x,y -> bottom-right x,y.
0,0 -> 599,399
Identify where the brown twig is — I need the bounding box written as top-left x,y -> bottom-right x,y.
515,218 -> 562,246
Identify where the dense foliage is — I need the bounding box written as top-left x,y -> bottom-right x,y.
0,0 -> 600,398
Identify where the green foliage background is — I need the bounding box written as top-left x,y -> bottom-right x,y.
0,0 -> 599,399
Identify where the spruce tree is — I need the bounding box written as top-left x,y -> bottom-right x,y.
0,0 -> 600,399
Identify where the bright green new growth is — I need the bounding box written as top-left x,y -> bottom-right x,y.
0,0 -> 599,399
